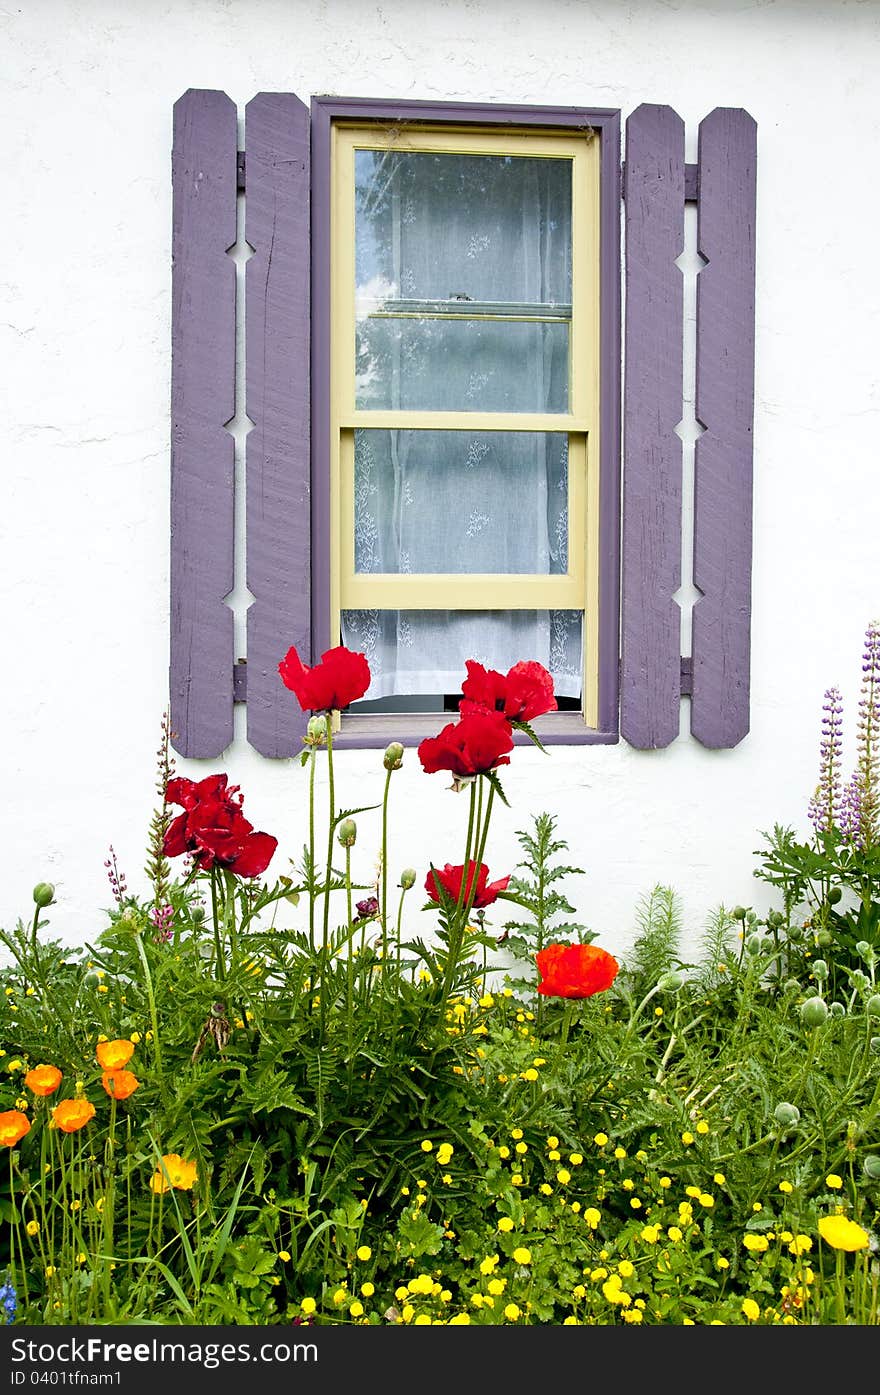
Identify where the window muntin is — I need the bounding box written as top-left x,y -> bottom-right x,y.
330,123 -> 600,724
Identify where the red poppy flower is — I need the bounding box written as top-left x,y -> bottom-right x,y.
535,943 -> 620,999
460,659 -> 557,724
417,710 -> 514,778
278,644 -> 371,713
163,774 -> 277,878
425,861 -> 511,909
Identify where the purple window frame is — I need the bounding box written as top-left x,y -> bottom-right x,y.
310,96 -> 622,748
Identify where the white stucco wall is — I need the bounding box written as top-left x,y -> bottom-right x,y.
3,0 -> 879,964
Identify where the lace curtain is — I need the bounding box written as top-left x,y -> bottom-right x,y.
341,147 -> 583,702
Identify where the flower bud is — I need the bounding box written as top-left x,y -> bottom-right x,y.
863,1154 -> 880,1181
731,906 -> 747,921
866,994 -> 880,1020
870,1037 -> 880,1056
855,941 -> 873,961
811,959 -> 829,980
787,924 -> 803,942
829,1001 -> 845,1018
767,911 -> 785,929
32,883 -> 55,908
745,934 -> 765,956
773,1102 -> 800,1128
399,868 -> 417,891
816,929 -> 833,948
383,741 -> 404,771
800,995 -> 829,1028
827,887 -> 842,905
306,715 -> 327,745
657,970 -> 684,992
782,978 -> 801,996
337,818 -> 357,848
849,969 -> 869,991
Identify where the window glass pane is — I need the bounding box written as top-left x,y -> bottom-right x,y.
341,609 -> 583,704
354,429 -> 569,575
354,149 -> 572,411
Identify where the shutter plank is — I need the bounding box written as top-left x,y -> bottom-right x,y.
245,91 -> 311,757
170,89 -> 237,758
621,104 -> 685,749
691,108 -> 757,748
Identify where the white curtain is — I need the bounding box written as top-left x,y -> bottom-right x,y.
341,147 -> 582,702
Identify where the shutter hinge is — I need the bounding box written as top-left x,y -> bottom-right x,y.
234,659 -> 247,702
237,150 -> 246,191
620,161 -> 699,202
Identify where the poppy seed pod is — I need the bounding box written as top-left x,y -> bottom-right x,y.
866,994 -> 880,1020
863,1155 -> 880,1181
32,883 -> 55,908
337,819 -> 357,848
800,995 -> 829,1028
383,742 -> 404,771
774,1102 -> 800,1128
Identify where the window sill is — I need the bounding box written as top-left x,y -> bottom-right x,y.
330,712 -> 619,749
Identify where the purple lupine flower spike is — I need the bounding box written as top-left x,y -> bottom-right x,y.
808,686 -> 844,835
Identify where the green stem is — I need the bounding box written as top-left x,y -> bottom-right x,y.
209,867 -> 227,984
134,933 -> 164,1085
380,768 -> 393,965
308,748 -> 317,955
319,713 -> 337,1043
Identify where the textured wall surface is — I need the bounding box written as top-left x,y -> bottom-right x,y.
3,0 -> 879,960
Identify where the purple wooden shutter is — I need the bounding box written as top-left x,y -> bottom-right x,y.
244,92 -> 311,757
691,108 -> 757,749
621,102 -> 756,750
170,89 -> 237,759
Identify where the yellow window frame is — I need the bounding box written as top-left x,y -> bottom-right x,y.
329,121 -> 601,726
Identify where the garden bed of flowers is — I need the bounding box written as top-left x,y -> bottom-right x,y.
1,629 -> 879,1328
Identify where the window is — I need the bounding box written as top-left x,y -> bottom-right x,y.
311,99 -> 622,746
170,92 -> 755,760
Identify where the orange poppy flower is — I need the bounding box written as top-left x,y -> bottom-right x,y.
0,1110 -> 31,1148
51,1099 -> 96,1133
96,1040 -> 135,1072
101,1070 -> 140,1101
149,1153 -> 198,1193
24,1064 -> 63,1097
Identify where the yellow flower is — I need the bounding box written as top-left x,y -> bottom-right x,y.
300,1297 -> 316,1314
420,1139 -> 433,1152
818,1215 -> 870,1252
498,1217 -> 515,1232
617,1260 -> 634,1278
593,1133 -> 608,1147
713,1172 -> 726,1185
741,1298 -> 760,1322
45,1266 -> 56,1278
681,1132 -> 695,1146
149,1154 -> 198,1193
696,1120 -> 710,1135
356,1245 -> 371,1260
613,1147 -> 626,1159
498,1145 -> 511,1159
521,1068 -> 539,1082
569,1153 -> 583,1166
512,1247 -> 532,1265
640,1224 -> 660,1244
557,1169 -> 571,1185
667,1226 -> 683,1242
743,1234 -> 769,1253
659,1176 -> 672,1189
778,1180 -> 793,1194
825,1174 -> 843,1190
278,1250 -> 291,1262
361,1282 -> 374,1297
26,1220 -> 40,1236
788,1234 -> 812,1256
349,1300 -> 364,1318
129,1032 -> 141,1044
503,1303 -> 521,1322
547,1149 -> 560,1161
480,1255 -> 499,1275
716,1256 -> 730,1270
698,1194 -> 715,1208
584,1208 -> 601,1229
487,1278 -> 506,1296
